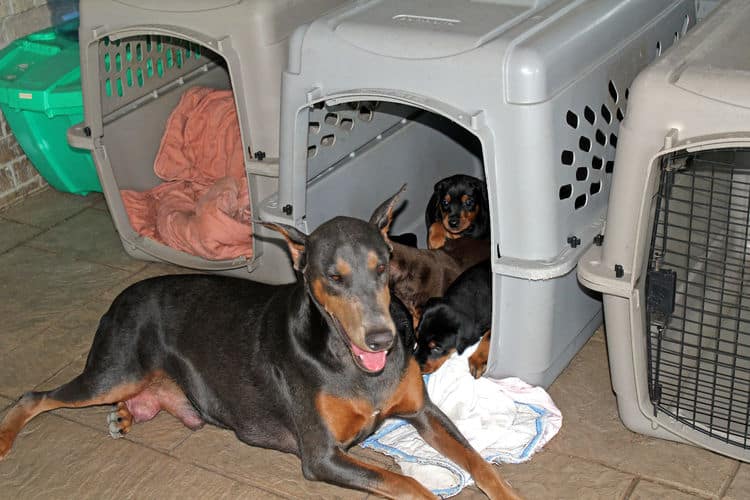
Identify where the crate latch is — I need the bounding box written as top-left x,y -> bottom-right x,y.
646,269 -> 676,325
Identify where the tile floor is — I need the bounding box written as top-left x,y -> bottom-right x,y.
0,189 -> 747,499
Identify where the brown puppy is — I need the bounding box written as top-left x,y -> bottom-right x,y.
389,237 -> 490,325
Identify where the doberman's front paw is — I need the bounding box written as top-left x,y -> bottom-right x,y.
0,431 -> 13,460
107,402 -> 133,439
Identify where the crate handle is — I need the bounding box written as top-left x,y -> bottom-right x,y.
246,158 -> 279,178
577,243 -> 632,298
67,122 -> 95,151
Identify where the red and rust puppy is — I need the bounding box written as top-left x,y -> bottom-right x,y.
390,237 -> 490,325
0,189 -> 520,500
425,174 -> 490,249
414,260 -> 493,379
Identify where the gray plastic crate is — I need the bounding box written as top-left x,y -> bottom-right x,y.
68,0 -> 347,283
578,0 -> 750,461
260,0 -> 696,386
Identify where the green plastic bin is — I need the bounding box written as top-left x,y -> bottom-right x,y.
0,20 -> 101,195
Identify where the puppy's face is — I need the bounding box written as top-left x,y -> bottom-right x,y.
435,180 -> 482,235
414,301 -> 461,373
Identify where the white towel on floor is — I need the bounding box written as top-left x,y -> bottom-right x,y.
361,344 -> 562,497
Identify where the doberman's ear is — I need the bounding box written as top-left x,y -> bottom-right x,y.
258,221 -> 307,271
369,184 -> 406,241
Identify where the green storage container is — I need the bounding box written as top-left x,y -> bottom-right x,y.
0,20 -> 101,195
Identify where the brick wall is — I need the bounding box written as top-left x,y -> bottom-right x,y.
0,0 -> 78,209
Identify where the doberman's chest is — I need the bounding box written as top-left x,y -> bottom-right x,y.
314,359 -> 424,447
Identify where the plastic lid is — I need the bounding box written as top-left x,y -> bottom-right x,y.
114,0 -> 240,12
0,20 -> 82,116
674,3 -> 750,110
332,0 -> 536,59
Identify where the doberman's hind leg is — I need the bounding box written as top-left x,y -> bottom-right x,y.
408,401 -> 522,500
0,372 -> 147,460
107,376 -> 205,439
107,402 -> 134,439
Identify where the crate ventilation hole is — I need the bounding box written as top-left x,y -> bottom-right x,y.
559,79 -> 629,210
102,35 -> 202,98
307,103 -> 379,158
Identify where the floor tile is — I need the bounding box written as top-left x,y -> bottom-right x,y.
499,450 -> 635,500
724,463 -> 750,500
546,339 -> 737,497
173,425 -> 368,499
629,479 -> 708,499
0,218 -> 41,254
98,261 -> 195,304
25,208 -> 148,272
0,246 -> 130,352
0,189 -> 96,229
91,195 -> 110,211
0,321 -> 96,398
0,414 -> 277,499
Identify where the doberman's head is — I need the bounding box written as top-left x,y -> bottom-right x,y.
430,175 -> 487,236
413,298 -> 473,374
262,186 -> 405,374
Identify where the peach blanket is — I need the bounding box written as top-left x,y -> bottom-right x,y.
121,87 -> 253,261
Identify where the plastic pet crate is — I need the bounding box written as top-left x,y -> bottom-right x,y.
259,0 -> 696,386
578,0 -> 750,461
0,20 -> 100,195
68,0 -> 347,282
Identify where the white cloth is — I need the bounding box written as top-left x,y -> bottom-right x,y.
361,345 -> 562,497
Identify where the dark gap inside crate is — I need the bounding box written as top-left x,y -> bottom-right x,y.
303,100 -> 485,249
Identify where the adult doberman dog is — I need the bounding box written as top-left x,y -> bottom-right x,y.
0,188 -> 520,499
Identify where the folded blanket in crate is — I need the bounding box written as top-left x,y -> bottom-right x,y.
121,87 -> 253,261
361,345 -> 562,498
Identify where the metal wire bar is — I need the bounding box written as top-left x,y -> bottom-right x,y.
647,149 -> 750,449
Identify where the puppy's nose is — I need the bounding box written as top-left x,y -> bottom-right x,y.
448,217 -> 460,228
364,329 -> 394,351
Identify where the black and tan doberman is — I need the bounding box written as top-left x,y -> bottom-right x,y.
0,188 -> 520,499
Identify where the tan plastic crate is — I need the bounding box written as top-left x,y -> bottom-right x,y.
69,0 -> 347,283
578,0 -> 750,461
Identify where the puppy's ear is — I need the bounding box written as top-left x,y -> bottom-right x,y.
258,221 -> 307,271
433,177 -> 451,193
369,184 -> 406,242
425,190 -> 440,229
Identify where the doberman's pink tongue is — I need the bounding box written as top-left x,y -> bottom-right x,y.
351,343 -> 387,372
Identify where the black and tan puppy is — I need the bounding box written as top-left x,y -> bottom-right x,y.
0,190 -> 519,500
414,260 -> 493,379
425,174 -> 490,249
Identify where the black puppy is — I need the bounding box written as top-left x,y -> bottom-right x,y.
414,260 -> 493,379
425,174 -> 490,249
0,190 -> 519,500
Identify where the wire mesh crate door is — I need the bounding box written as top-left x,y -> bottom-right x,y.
646,149 -> 750,449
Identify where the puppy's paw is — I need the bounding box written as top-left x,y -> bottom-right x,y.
427,222 -> 447,249
107,402 -> 133,439
468,353 -> 488,379
468,330 -> 491,379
